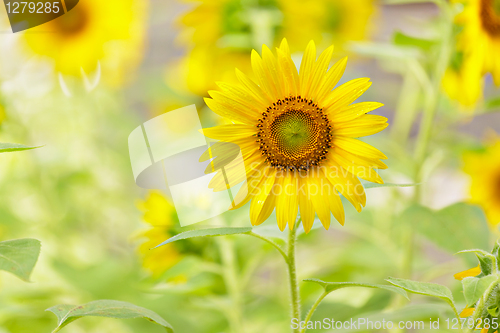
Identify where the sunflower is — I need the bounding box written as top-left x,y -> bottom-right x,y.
137,192 -> 182,278
443,0 -> 500,105
278,0 -> 375,51
442,51 -> 484,107
24,0 -> 147,86
201,39 -> 388,232
463,137 -> 500,228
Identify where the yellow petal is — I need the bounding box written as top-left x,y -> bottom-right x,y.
286,172 -> 299,230
322,78 -> 371,111
279,38 -> 290,57
274,172 -> 300,230
201,125 -> 257,141
308,45 -> 334,97
334,122 -> 389,138
327,189 -> 345,226
299,40 -> 316,97
333,147 -> 388,169
333,137 -> 388,160
255,191 -> 276,226
229,165 -> 268,210
328,153 -> 383,184
308,173 -> 331,230
235,68 -> 273,106
204,97 -> 255,125
262,45 -> 285,98
322,163 -> 366,212
314,57 -> 348,103
454,266 -> 481,280
460,307 -> 475,318
330,102 -> 385,123
250,168 -> 277,225
251,49 -> 278,100
298,177 -> 315,233
216,81 -> 268,111
275,175 -> 288,231
276,48 -> 300,96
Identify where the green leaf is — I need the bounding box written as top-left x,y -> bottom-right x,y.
0,142 -> 41,153
401,203 -> 490,259
154,227 -> 252,248
305,278 -> 409,300
393,31 -> 435,51
462,276 -> 498,306
0,238 -> 41,282
46,300 -> 174,333
363,182 -> 420,189
386,277 -> 457,314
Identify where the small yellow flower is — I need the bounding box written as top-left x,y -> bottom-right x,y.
24,0 -> 147,86
137,192 -> 182,278
454,265 -> 482,280
202,39 -> 388,232
463,137 -> 500,227
443,0 -> 500,105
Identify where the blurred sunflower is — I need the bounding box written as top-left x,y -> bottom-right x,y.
463,137 -> 500,228
171,0 -> 375,95
443,0 -> 500,105
278,0 -> 375,51
442,51 -> 483,107
137,192 -> 183,278
201,39 -> 388,232
24,0 -> 147,86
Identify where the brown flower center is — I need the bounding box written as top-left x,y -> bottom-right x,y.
493,172 -> 500,204
53,5 -> 88,37
480,0 -> 500,37
256,96 -> 332,171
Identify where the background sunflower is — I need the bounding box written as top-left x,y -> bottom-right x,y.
24,0 -> 147,86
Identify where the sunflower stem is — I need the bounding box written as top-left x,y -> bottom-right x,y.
299,291 -> 328,333
287,222 -> 301,333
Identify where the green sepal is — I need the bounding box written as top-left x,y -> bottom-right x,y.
487,304 -> 499,317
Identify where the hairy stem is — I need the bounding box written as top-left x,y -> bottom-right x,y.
288,224 -> 301,332
300,291 -> 328,333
